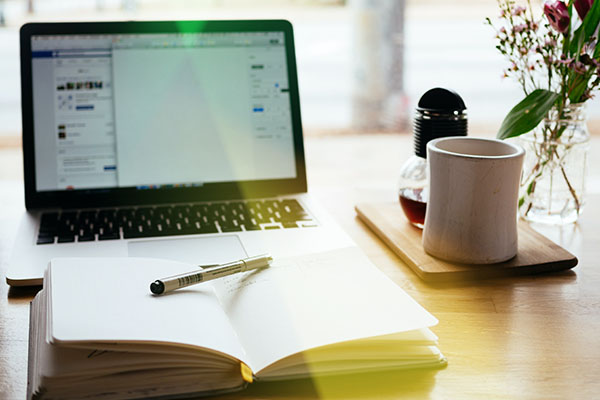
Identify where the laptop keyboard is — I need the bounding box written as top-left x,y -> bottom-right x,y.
36,199 -> 316,245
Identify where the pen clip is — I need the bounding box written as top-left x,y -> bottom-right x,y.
198,263 -> 220,270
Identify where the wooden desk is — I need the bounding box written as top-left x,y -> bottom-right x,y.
1,134 -> 599,399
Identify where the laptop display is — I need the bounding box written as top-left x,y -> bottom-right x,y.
20,21 -> 306,209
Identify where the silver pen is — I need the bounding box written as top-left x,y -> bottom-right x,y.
150,254 -> 273,295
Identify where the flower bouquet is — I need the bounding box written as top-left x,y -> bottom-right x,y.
487,0 -> 597,224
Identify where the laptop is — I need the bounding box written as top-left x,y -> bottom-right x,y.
6,20 -> 354,286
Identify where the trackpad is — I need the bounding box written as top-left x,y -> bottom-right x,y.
127,236 -> 247,266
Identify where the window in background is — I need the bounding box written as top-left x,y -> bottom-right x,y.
1,0 -> 594,141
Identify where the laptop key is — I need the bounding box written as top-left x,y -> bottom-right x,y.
36,235 -> 55,245
172,206 -> 188,220
220,224 -> 242,232
123,228 -> 144,239
78,212 -> 96,228
199,223 -> 219,234
58,226 -> 76,237
255,213 -> 271,224
78,233 -> 95,242
158,227 -> 180,237
280,199 -> 303,211
243,223 -> 261,231
169,228 -> 199,236
99,230 -> 120,240
154,207 -> 171,220
117,209 -> 135,224
176,227 -> 201,236
123,224 -> 159,238
40,213 -> 59,233
135,208 -> 154,222
57,234 -> 75,243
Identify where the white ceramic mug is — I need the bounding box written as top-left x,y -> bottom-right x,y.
422,137 -> 525,264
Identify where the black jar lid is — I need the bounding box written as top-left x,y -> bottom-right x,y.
414,88 -> 467,158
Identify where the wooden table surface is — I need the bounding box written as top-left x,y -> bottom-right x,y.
1,134 -> 599,399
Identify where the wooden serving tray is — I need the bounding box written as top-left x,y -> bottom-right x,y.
355,202 -> 578,282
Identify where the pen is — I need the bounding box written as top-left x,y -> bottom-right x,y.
150,254 -> 273,295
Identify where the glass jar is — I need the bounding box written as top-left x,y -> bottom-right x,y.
518,103 -> 590,225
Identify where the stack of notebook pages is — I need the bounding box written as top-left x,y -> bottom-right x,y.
28,247 -> 446,399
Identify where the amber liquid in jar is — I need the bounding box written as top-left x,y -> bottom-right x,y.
399,187 -> 427,228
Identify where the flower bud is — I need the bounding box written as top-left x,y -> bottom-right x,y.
544,0 -> 570,33
574,0 -> 594,20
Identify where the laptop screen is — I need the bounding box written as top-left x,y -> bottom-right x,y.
29,31 -> 297,193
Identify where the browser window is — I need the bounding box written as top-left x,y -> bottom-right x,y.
30,31 -> 296,192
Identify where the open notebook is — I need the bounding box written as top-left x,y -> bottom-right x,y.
28,248 -> 446,399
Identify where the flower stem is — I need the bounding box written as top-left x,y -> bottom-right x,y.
553,147 -> 581,213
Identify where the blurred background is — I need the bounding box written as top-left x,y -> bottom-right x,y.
1,0 -> 599,144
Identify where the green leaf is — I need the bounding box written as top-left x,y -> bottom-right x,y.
568,73 -> 589,103
496,89 -> 559,140
570,0 -> 600,57
594,25 -> 600,58
527,181 -> 535,195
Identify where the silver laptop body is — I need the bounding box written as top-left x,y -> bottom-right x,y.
7,20 -> 354,286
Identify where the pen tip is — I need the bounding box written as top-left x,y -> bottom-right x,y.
150,280 -> 165,295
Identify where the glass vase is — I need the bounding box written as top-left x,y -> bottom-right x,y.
518,103 -> 590,225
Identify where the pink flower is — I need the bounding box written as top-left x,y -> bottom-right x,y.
583,40 -> 596,53
512,23 -> 528,33
512,5 -> 526,16
574,0 -> 594,21
544,0 -> 570,33
558,56 -> 573,65
571,60 -> 587,74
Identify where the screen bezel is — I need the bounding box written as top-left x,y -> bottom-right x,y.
20,20 -> 307,210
